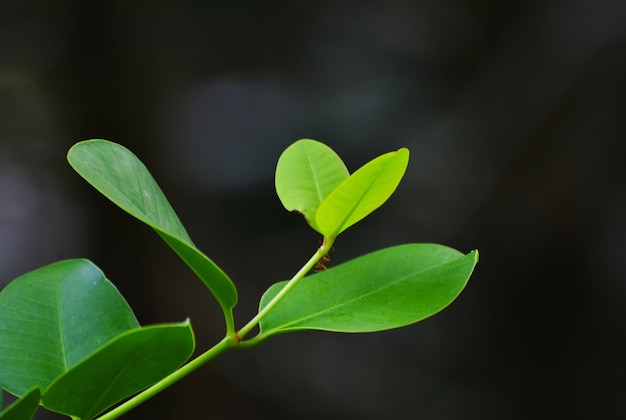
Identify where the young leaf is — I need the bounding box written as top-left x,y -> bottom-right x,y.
315,148 -> 409,238
275,139 -> 349,233
257,244 -> 477,338
0,388 -> 40,420
67,140 -> 238,329
42,322 -> 194,420
0,259 -> 139,397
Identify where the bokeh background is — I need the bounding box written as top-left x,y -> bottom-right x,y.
2,1 -> 626,419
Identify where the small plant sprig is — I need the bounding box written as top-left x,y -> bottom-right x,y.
0,139 -> 478,419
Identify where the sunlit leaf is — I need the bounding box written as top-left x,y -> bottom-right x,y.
68,140 -> 238,325
275,139 -> 349,232
0,388 -> 40,420
42,322 -> 194,420
315,148 -> 409,238
258,244 -> 477,337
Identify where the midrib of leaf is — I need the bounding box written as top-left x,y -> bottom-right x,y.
264,252 -> 473,332
320,153 -> 397,236
330,176 -> 375,234
304,145 -> 326,206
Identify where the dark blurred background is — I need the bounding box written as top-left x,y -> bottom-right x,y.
2,1 -> 626,419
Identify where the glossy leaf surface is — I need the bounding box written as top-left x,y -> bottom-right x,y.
316,148 -> 409,237
258,244 -> 477,337
0,388 -> 40,420
42,323 -> 194,420
275,139 -> 349,232
0,259 -> 139,396
68,140 -> 238,318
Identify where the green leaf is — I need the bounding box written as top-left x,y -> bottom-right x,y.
275,139 -> 349,232
315,148 -> 409,238
42,322 -> 194,420
0,260 -> 195,419
67,140 -> 238,327
0,388 -> 40,420
0,259 -> 139,397
258,244 -> 477,337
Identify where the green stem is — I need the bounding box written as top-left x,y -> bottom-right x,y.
95,336 -> 236,420
236,236 -> 335,341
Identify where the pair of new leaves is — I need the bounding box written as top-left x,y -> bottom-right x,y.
275,139 -> 410,240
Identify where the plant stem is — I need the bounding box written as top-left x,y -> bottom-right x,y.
236,237 -> 335,340
95,336 -> 236,420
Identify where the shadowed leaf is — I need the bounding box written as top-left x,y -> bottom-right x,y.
0,260 -> 139,396
42,323 -> 194,420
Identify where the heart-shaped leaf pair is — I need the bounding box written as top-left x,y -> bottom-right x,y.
68,140 -> 238,333
0,260 -> 195,420
275,139 -> 409,239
